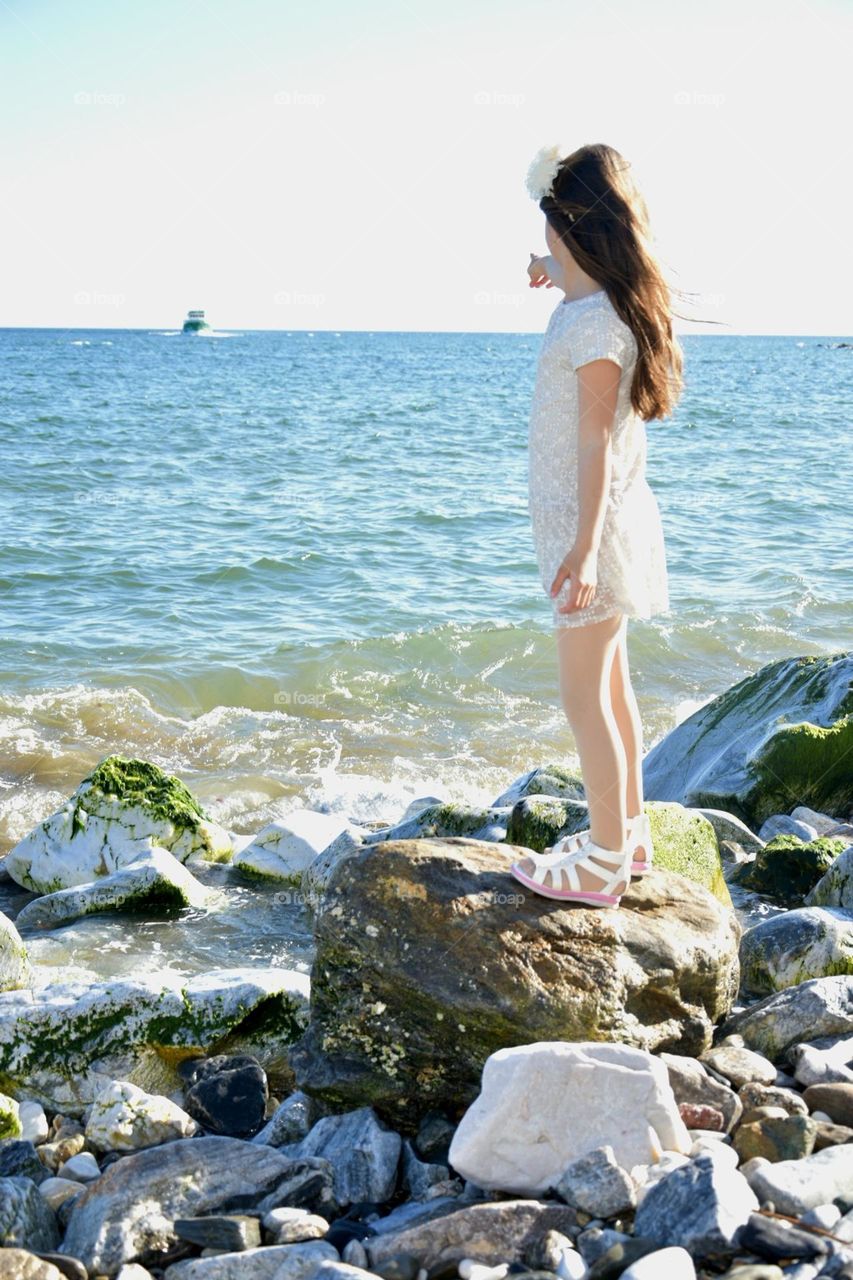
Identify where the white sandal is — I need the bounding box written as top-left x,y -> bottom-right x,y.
509,829 -> 633,907
534,811 -> 653,877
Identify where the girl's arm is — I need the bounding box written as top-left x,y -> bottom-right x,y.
527,252 -> 567,291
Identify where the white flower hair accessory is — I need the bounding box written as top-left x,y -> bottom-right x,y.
525,143 -> 564,201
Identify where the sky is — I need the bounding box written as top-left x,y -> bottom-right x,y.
1,0 -> 851,335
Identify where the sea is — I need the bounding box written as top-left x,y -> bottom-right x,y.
0,324 -> 850,980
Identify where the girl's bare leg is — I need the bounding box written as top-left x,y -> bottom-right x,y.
608,619 -> 648,860
515,612 -> 628,893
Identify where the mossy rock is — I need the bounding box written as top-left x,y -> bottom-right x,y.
493,764 -> 586,807
0,1090 -> 21,1139
643,653 -> 853,827
505,796 -> 590,852
0,911 -> 32,993
732,834 -> 848,904
366,801 -> 510,844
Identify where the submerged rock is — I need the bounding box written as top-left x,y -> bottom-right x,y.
740,906 -> 853,995
4,755 -> 233,894
0,967 -> 309,1113
643,651 -> 853,827
288,837 -> 739,1126
0,910 -> 32,992
14,846 -> 217,929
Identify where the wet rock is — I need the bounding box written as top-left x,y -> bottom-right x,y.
4,755 -> 232,894
740,907 -> 853,995
553,1145 -> 636,1218
85,1079 -> 200,1150
448,1042 -> 689,1196
660,1052 -> 743,1132
234,811 -> 364,884
718,975 -> 853,1062
282,1107 -> 402,1209
0,909 -> 32,992
743,1143 -> 853,1214
632,1153 -> 758,1258
289,838 -> 740,1125
0,1175 -> 60,1250
642,651 -> 853,826
0,967 -> 309,1114
57,1135 -> 338,1275
181,1054 -> 269,1138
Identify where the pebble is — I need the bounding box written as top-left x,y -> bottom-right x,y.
733,1115 -> 818,1163
700,1040 -> 777,1089
803,1083 -> 853,1126
555,1250 -> 587,1280
739,1084 -> 809,1117
38,1176 -> 86,1212
457,1263 -> 509,1280
799,1202 -> 842,1229
678,1103 -> 724,1131
621,1248 -> 695,1279
554,1146 -> 636,1218
263,1207 -> 331,1244
57,1151 -> 101,1182
18,1101 -> 49,1145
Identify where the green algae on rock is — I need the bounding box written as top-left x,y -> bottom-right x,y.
643,652 -> 853,827
732,834 -> 847,903
0,1089 -> 21,1139
4,754 -> 233,894
739,906 -> 853,996
0,910 -> 33,993
287,836 -> 740,1131
0,967 -> 310,1114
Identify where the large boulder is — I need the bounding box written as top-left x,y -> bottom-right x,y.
288,837 -> 740,1130
4,755 -> 233,894
643,652 -> 853,827
740,906 -> 853,995
0,967 -> 309,1113
0,910 -> 32,992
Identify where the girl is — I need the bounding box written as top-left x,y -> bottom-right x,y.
510,142 -> 684,909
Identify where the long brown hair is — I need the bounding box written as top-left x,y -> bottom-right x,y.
541,143 -> 685,421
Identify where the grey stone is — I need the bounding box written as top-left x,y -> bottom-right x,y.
632,1154 -> 759,1259
262,1208 -> 330,1245
252,1091 -> 316,1147
0,1175 -> 60,1251
553,1145 -> 636,1218
791,1035 -> 853,1087
0,1139 -> 49,1184
738,1083 -> 808,1118
719,976 -> 853,1063
740,908 -> 853,996
575,1227 -> 633,1265
700,1042 -> 777,1088
399,1139 -> 449,1199
365,1201 -> 581,1272
162,1241 -> 339,1279
173,1215 -> 261,1251
737,1212 -> 828,1261
284,1108 -> 401,1209
806,848 -> 853,911
57,1136 -> 338,1276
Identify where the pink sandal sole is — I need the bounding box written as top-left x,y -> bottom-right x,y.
509,859 -> 623,906
631,858 -> 651,875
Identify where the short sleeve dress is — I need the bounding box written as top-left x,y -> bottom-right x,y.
527,289 -> 671,628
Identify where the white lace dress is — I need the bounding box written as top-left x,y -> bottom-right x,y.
527,289 -> 671,628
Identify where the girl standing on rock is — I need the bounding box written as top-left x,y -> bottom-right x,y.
510,142 -> 684,909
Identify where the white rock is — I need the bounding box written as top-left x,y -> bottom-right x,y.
556,1248 -> 588,1280
811,1109 -> 833,1122
791,1033 -> 853,1087
743,1143 -> 853,1215
621,1247 -> 695,1279
689,1137 -> 738,1169
448,1041 -> 690,1196
234,811 -> 361,883
59,1150 -> 101,1182
799,1202 -> 841,1229
85,1079 -> 200,1152
18,1099 -> 49,1143
0,909 -> 32,992
457,1264 -> 509,1280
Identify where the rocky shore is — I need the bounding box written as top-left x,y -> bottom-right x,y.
0,650 -> 851,1280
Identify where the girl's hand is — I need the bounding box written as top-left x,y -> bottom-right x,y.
527,252 -> 555,289
550,543 -> 599,614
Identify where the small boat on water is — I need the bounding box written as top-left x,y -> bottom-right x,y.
182,309 -> 211,334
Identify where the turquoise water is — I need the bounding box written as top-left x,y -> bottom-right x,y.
0,326 -> 850,861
